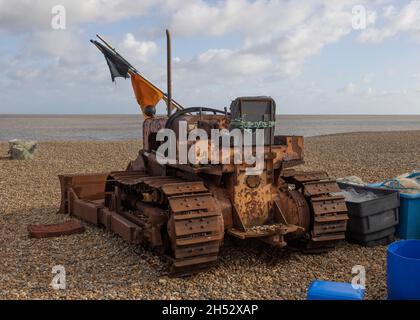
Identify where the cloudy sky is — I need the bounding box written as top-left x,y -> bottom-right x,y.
0,0 -> 420,114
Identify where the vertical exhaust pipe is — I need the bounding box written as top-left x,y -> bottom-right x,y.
166,29 -> 172,116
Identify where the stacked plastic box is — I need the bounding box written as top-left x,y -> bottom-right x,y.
338,182 -> 399,246
370,172 -> 420,239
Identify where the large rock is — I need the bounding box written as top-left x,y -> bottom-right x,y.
8,139 -> 38,160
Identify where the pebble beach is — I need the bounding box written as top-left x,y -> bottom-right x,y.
1,131 -> 420,300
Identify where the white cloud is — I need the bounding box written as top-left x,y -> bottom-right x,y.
383,5 -> 397,18
167,0 -> 372,77
0,0 -> 159,34
194,49 -> 271,76
275,7 -> 355,76
169,0 -> 315,37
120,33 -> 158,63
366,87 -> 375,96
363,73 -> 374,83
358,1 -> 420,43
7,67 -> 41,82
339,82 -> 357,94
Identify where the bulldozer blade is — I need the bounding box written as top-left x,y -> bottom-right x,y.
58,173 -> 108,214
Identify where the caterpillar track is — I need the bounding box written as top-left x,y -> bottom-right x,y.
282,171 -> 348,252
104,171 -> 224,276
59,168 -> 348,276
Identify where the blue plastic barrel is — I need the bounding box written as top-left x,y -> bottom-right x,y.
387,240 -> 420,300
307,280 -> 365,300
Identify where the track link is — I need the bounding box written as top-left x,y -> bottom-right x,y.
166,192 -> 224,275
283,171 -> 348,251
106,171 -> 224,276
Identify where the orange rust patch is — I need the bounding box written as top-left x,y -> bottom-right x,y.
28,220 -> 85,238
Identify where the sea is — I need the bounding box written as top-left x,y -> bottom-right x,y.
1,114 -> 420,141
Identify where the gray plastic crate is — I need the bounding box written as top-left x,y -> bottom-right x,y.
337,182 -> 400,246
348,227 -> 396,246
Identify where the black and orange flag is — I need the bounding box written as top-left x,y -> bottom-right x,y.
129,71 -> 164,117
91,40 -> 129,82
92,37 -> 166,117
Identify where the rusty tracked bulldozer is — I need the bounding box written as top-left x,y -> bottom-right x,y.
58,31 -> 348,276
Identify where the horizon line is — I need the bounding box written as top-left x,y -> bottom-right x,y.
1,113 -> 420,116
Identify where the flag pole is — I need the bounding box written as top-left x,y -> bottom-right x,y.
166,29 -> 172,116
95,33 -> 184,111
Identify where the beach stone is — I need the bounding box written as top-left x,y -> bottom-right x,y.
8,139 -> 37,160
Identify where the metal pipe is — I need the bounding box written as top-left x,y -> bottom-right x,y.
166,29 -> 172,116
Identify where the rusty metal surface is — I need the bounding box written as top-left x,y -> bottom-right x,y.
126,152 -> 146,171
108,211 -> 143,244
28,220 -> 85,238
284,136 -> 304,162
146,177 -> 182,188
228,223 -> 293,239
277,170 -> 348,248
70,192 -> 102,225
161,181 -> 208,196
209,186 -> 233,230
227,223 -> 302,247
110,171 -> 148,185
286,171 -> 329,183
174,215 -> 221,236
143,116 -> 167,152
58,173 -> 108,214
303,180 -> 342,197
275,189 -> 311,232
228,227 -> 276,239
165,187 -> 224,275
301,175 -> 348,245
168,194 -> 215,213
232,165 -> 272,228
311,196 -> 348,216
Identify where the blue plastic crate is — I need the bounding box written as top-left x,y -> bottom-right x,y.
307,280 -> 365,300
397,193 -> 420,239
370,175 -> 420,239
